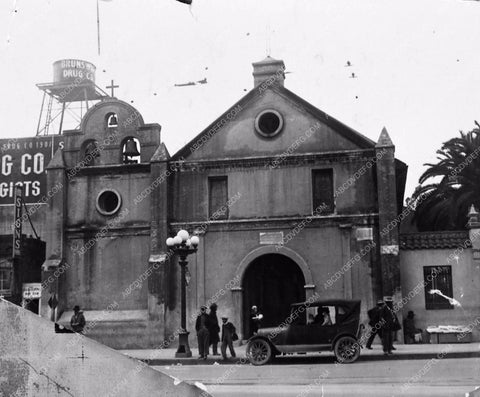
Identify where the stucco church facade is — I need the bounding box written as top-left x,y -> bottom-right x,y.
38,57 -> 407,348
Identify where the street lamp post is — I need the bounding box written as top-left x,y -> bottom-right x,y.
166,229 -> 200,358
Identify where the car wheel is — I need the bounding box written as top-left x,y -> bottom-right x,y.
334,336 -> 360,363
246,339 -> 273,366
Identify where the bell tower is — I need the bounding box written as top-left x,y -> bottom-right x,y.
42,96 -> 168,348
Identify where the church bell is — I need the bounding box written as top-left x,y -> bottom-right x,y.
108,114 -> 118,127
123,138 -> 140,157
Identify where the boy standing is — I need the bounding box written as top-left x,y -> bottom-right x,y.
221,316 -> 237,360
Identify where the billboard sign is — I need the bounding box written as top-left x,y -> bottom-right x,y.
0,136 -> 64,205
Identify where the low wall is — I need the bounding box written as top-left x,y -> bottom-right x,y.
0,299 -> 210,397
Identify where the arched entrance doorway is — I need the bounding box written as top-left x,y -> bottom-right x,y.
242,254 -> 306,337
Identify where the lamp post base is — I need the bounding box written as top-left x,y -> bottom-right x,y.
175,330 -> 192,358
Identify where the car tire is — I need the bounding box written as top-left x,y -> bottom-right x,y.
246,338 -> 273,366
334,336 -> 360,364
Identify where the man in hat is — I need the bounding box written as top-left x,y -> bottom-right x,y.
380,296 -> 400,355
221,316 -> 237,360
403,310 -> 422,344
195,306 -> 210,359
70,305 -> 86,333
208,303 -> 220,356
365,300 -> 385,349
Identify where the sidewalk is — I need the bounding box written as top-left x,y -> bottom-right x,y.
118,342 -> 480,366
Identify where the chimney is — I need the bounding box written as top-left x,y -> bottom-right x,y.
252,56 -> 285,88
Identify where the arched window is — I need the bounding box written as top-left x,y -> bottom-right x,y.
105,112 -> 118,128
82,139 -> 100,166
121,137 -> 141,164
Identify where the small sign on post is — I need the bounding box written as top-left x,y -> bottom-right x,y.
22,283 -> 42,300
13,185 -> 23,258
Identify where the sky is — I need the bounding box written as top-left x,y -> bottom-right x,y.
1,0 -> 480,199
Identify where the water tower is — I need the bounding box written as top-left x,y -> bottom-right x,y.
36,59 -> 109,135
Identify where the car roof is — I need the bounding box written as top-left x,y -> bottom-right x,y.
290,299 -> 361,308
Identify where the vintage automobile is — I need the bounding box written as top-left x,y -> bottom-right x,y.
246,299 -> 363,365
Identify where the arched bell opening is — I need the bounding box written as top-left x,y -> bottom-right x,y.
81,139 -> 100,166
120,137 -> 141,164
105,112 -> 118,129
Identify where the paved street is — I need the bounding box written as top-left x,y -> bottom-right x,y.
153,356 -> 480,396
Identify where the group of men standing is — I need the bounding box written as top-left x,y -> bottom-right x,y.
366,298 -> 401,355
195,303 -> 237,360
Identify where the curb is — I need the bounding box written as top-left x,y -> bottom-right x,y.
359,351 -> 480,361
141,357 -> 249,366
137,351 -> 480,366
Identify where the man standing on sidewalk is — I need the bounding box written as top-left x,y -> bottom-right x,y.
221,316 -> 237,361
208,303 -> 220,356
195,306 -> 210,360
366,300 -> 384,349
380,298 -> 396,355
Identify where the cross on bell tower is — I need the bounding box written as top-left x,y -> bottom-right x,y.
106,80 -> 119,97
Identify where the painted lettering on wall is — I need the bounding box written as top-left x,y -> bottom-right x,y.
56,59 -> 95,83
0,136 -> 64,205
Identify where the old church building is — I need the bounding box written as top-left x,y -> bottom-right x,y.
37,57 -> 407,348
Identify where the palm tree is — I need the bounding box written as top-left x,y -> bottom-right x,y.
412,123 -> 480,231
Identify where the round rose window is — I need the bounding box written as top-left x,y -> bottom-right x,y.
96,189 -> 122,216
255,110 -> 284,138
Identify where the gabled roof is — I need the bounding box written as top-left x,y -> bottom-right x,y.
279,86 -> 376,149
172,88 -> 258,160
172,84 -> 376,160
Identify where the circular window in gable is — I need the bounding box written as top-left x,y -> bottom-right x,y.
96,189 -> 122,216
255,109 -> 283,138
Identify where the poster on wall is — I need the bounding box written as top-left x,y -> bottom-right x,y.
0,136 -> 64,206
